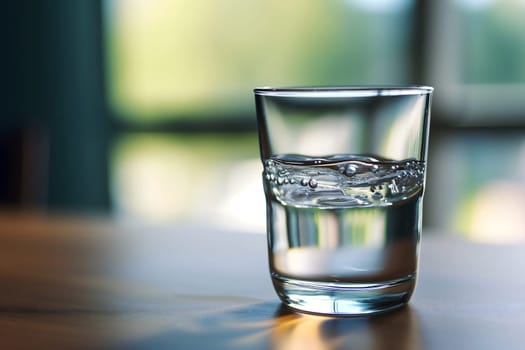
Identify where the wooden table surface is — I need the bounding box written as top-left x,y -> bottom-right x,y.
1,212 -> 524,349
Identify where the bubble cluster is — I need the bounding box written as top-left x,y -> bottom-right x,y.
265,159 -> 321,189
264,155 -> 425,208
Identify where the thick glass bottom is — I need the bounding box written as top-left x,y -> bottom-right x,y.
271,272 -> 416,316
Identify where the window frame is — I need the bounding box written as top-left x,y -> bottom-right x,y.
425,0 -> 525,127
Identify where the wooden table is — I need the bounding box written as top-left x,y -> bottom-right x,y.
1,212 -> 524,349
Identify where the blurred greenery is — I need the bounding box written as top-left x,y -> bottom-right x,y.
104,0 -> 415,229
105,0 -> 411,122
460,0 -> 525,83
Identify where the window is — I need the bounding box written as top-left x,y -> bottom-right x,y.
104,0 -> 525,242
424,0 -> 525,243
104,0 -> 414,232
427,0 -> 525,125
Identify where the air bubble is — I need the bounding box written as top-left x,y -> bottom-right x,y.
290,178 -> 296,184
270,174 -> 276,181
308,179 -> 318,188
371,164 -> 379,173
284,177 -> 289,184
372,192 -> 383,200
345,165 -> 357,176
300,178 -> 309,186
277,177 -> 284,185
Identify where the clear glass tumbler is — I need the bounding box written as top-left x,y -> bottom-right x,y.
254,86 -> 433,315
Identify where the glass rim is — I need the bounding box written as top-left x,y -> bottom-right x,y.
254,85 -> 433,97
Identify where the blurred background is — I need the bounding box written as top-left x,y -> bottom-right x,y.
3,0 -> 525,243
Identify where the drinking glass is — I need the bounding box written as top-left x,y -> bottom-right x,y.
254,86 -> 433,315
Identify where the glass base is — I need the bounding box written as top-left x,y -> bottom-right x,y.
271,273 -> 416,316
